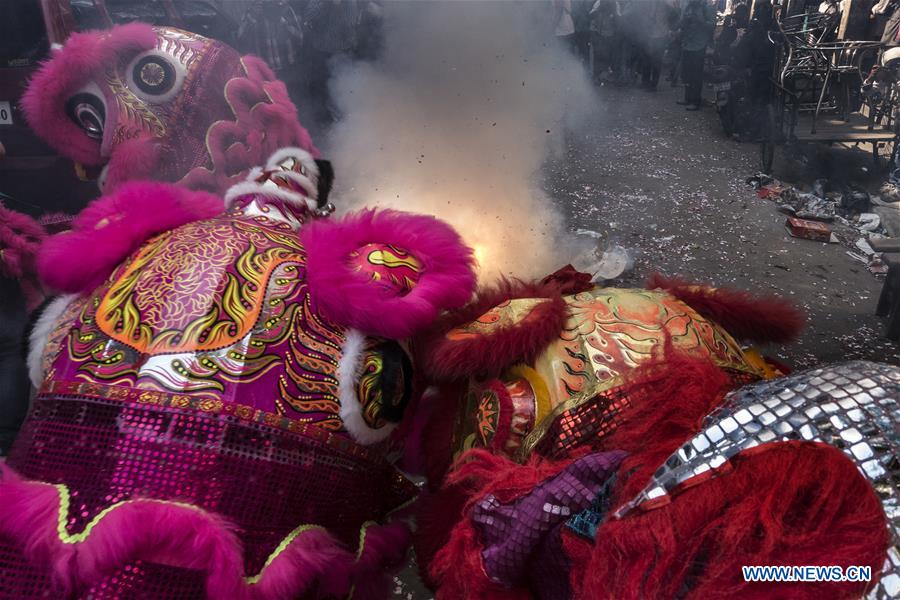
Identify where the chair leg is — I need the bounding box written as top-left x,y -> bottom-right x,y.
877,267 -> 897,317
887,267 -> 900,341
888,305 -> 900,341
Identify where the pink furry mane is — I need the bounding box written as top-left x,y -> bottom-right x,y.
0,465 -> 411,599
37,182 -> 224,294
301,209 -> 476,339
176,55 -> 319,195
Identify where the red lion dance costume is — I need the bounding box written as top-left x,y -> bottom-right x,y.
1,22 -> 896,600
409,271 -> 898,599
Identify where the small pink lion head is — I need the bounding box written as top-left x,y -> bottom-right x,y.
23,23 -> 317,195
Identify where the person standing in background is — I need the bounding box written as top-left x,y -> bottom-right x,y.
554,0 -> 577,53
677,0 -> 715,110
664,0 -> 684,86
639,0 -> 678,90
874,0 -> 900,46
613,0 -> 641,85
303,0 -> 362,124
732,1 -> 750,28
732,9 -> 776,140
572,0 -> 593,66
355,1 -> 384,61
589,0 -> 618,82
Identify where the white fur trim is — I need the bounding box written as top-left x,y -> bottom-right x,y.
265,147 -> 319,200
27,294 -> 75,389
223,146 -> 321,211
271,169 -> 318,200
336,329 -> 397,445
245,166 -> 264,181
223,181 -> 317,212
265,147 -> 319,183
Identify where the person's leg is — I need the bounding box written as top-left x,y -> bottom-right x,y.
679,49 -> 693,102
668,44 -> 681,85
610,35 -> 623,81
626,42 -> 639,84
681,50 -> 703,107
560,33 -> 579,58
650,62 -> 661,89
591,32 -> 607,80
577,31 -> 591,65
691,49 -> 705,105
639,46 -> 651,86
648,41 -> 664,89
747,70 -> 772,138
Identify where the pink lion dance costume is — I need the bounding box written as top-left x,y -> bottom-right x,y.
1,24 -> 475,598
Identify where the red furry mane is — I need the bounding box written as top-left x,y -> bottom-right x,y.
414,268 -> 590,381
647,273 -> 805,345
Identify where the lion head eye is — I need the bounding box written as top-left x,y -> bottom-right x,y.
65,91 -> 106,140
357,340 -> 412,429
339,332 -> 414,446
125,50 -> 185,104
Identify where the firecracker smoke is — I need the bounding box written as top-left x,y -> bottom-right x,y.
325,0 -> 597,280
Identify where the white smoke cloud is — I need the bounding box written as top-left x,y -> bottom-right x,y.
325,0 -> 597,281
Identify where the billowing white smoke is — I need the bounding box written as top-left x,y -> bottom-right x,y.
326,0 -> 597,281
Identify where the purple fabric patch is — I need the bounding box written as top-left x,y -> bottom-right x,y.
470,450 -> 626,599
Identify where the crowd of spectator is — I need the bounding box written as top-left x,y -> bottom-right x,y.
553,0 -> 719,110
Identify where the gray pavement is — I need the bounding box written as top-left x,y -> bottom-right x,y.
546,82 -> 900,369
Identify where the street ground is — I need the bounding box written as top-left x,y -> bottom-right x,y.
545,82 -> 900,369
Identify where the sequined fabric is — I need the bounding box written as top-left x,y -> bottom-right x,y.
453,364 -> 757,465
565,474 -> 618,540
532,369 -> 758,460
0,535 -> 207,600
471,451 -> 625,599
1,393 -> 415,596
612,361 -> 899,599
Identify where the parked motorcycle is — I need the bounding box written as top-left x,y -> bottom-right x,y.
709,64 -> 752,138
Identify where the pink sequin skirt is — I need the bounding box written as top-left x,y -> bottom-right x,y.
0,391 -> 415,598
